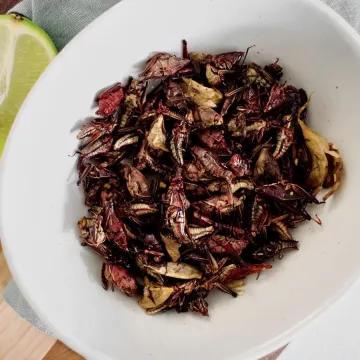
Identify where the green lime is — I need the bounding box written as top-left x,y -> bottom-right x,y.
0,14 -> 57,155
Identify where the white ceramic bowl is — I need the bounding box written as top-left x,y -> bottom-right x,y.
1,0 -> 360,359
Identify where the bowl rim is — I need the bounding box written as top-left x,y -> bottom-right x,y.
2,0 -> 360,359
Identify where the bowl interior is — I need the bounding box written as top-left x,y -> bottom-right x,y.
2,0 -> 360,359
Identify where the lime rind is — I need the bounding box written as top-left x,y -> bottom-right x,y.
0,14 -> 57,57
0,14 -> 57,155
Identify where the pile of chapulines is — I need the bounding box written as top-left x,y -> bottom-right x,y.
76,41 -> 342,316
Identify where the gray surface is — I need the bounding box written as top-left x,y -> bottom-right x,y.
3,0 -> 360,338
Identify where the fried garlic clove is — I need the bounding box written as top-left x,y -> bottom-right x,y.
145,304 -> 169,315
206,64 -> 222,86
182,78 -> 223,108
160,232 -> 181,262
138,278 -> 174,309
147,262 -> 203,279
225,279 -> 245,296
147,114 -> 169,152
189,52 -> 206,61
298,120 -> 329,189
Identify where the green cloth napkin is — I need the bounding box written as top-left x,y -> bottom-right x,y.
11,0 -> 121,50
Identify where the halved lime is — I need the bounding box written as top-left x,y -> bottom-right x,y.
0,14 -> 57,155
